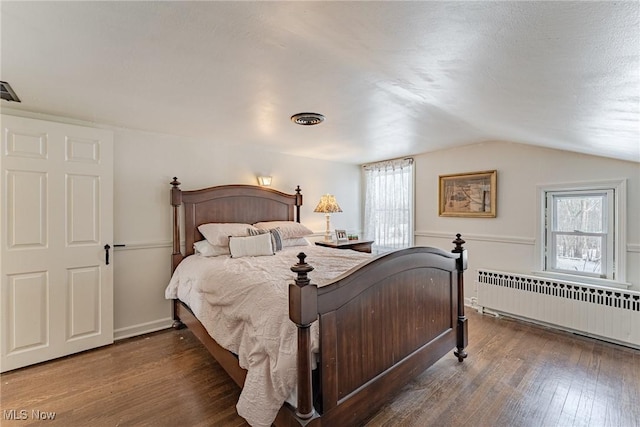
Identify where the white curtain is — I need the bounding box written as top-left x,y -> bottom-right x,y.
363,158 -> 414,252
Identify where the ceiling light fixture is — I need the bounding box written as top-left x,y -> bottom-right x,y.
291,112 -> 325,126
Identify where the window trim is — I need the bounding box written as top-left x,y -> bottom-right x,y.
535,179 -> 627,288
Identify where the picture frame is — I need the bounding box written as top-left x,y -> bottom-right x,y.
335,229 -> 348,242
439,170 -> 497,217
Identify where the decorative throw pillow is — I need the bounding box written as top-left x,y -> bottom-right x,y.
248,227 -> 283,251
198,223 -> 257,246
229,233 -> 274,258
253,221 -> 313,239
269,228 -> 284,251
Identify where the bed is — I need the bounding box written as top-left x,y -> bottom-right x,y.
167,178 -> 468,427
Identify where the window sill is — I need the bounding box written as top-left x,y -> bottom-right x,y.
532,271 -> 631,290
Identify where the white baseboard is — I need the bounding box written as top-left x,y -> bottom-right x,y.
114,318 -> 173,341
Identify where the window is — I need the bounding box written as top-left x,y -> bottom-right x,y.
538,180 -> 627,285
363,158 -> 414,252
546,190 -> 613,278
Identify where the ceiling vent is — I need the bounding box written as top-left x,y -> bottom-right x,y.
291,112 -> 325,126
1,81 -> 21,102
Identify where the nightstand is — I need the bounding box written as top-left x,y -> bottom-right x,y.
315,240 -> 374,253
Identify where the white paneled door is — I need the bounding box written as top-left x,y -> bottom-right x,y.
0,115 -> 114,372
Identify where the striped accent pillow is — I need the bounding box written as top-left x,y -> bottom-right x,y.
248,227 -> 283,251
270,228 -> 283,251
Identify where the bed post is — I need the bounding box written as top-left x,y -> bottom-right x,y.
289,253 -> 318,421
170,177 -> 183,272
452,234 -> 468,362
170,178 -> 185,330
294,185 -> 302,223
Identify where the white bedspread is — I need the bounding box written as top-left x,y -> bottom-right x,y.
164,245 -> 372,427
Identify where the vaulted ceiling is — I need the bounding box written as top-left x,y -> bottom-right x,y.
2,1 -> 639,164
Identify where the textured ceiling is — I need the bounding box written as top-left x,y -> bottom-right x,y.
1,1 -> 639,164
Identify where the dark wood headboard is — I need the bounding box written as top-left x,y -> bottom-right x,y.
170,178 -> 303,271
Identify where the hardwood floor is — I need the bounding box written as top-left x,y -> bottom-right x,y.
1,310 -> 639,427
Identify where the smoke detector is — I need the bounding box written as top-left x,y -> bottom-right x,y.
291,112 -> 325,126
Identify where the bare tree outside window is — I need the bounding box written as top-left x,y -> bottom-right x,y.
547,190 -> 612,279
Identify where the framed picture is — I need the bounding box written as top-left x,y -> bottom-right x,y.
439,170 -> 497,217
335,229 -> 348,242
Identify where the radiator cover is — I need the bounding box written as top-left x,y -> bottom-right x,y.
476,269 -> 640,349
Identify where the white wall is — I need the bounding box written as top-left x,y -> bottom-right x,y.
413,141 -> 640,298
7,109 -> 637,339
112,128 -> 361,338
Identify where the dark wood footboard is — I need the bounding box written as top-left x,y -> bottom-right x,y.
290,239 -> 468,426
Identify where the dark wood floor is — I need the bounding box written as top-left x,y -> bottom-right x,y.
1,310 -> 639,427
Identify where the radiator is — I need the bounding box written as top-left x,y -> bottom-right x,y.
476,269 -> 640,349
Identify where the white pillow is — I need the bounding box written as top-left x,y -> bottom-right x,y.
193,240 -> 229,257
253,221 -> 313,239
198,223 -> 257,246
282,237 -> 311,247
229,233 -> 274,258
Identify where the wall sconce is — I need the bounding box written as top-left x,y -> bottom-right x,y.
314,194 -> 343,242
257,176 -> 272,186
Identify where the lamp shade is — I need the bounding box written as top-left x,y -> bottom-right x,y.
313,194 -> 343,213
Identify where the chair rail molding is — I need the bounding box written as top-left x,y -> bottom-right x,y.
414,231 -> 535,246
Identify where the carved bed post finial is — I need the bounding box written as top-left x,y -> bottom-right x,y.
452,234 -> 468,362
295,185 -> 302,223
289,252 -> 317,420
292,252 -> 313,282
453,233 -> 465,253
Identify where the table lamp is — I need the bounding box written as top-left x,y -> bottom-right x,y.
314,194 -> 343,242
